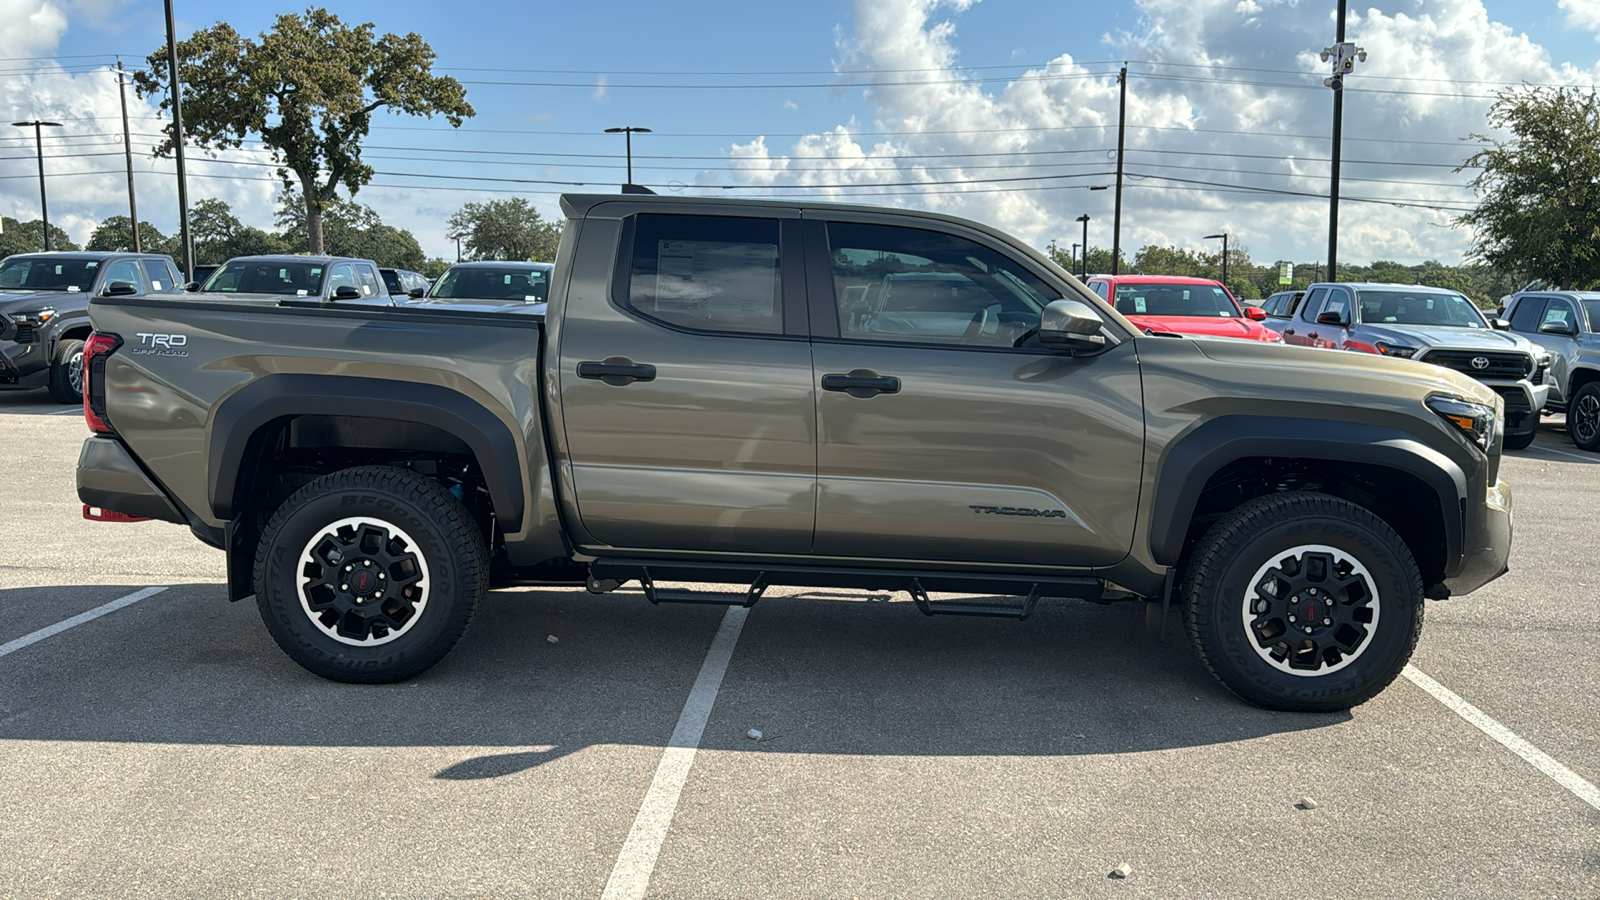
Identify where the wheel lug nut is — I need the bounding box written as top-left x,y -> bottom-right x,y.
345,564 -> 353,572
1323,618 -> 1332,626
378,573 -> 386,580
363,560 -> 372,567
1288,615 -> 1297,623
340,583 -> 349,591
1304,626 -> 1313,634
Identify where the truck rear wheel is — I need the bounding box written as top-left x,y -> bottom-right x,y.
253,465 -> 487,683
1183,492 -> 1424,712
1569,383 -> 1600,451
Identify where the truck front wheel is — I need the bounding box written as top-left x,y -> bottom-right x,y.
48,338 -> 84,403
253,466 -> 487,683
1183,492 -> 1424,712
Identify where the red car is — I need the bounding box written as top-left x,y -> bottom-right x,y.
1084,275 -> 1283,343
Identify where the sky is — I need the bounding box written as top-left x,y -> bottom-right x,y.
2,0 -> 1600,269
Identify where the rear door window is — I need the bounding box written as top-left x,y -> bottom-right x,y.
1299,287 -> 1329,321
139,259 -> 178,293
625,214 -> 783,334
355,266 -> 382,298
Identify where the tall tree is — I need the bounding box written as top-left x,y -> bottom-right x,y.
134,7 -> 473,255
1,217 -> 79,257
86,216 -> 171,255
447,198 -> 560,261
1458,87 -> 1600,289
189,198 -> 290,263
276,189 -> 425,269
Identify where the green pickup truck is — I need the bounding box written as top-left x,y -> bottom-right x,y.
75,194 -> 1513,711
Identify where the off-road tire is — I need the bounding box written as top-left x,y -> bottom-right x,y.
253,465 -> 487,683
1183,491 -> 1424,712
1502,427 -> 1536,451
1569,382 -> 1600,452
48,338 -> 84,404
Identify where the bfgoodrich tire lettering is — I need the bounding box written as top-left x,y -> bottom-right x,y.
1183,491 -> 1424,712
253,465 -> 487,683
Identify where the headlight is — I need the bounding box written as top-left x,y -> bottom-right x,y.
11,308 -> 56,326
1375,341 -> 1420,358
1426,394 -> 1498,452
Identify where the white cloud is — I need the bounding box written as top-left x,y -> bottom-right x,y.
591,75 -> 609,102
1560,0 -> 1600,33
0,0 -> 68,57
718,0 -> 1600,266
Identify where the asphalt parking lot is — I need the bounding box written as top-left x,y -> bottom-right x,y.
2,391 -> 1597,898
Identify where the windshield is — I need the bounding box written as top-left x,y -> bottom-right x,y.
1357,289 -> 1488,328
1112,282 -> 1241,317
0,256 -> 101,293
430,266 -> 548,302
201,260 -> 327,296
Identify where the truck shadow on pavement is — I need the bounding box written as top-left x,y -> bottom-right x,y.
0,582 -> 1352,779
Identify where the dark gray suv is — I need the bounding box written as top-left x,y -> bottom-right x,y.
1502,290 -> 1600,451
0,251 -> 182,401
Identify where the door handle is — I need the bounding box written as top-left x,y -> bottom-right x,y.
1307,331 -> 1319,340
1284,327 -> 1296,335
821,369 -> 901,398
577,357 -> 657,386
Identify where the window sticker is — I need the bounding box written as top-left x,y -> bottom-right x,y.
152,280 -> 163,290
86,261 -> 99,268
55,265 -> 64,274
67,285 -> 80,292
297,289 -> 308,296
504,274 -> 513,285
653,239 -> 777,318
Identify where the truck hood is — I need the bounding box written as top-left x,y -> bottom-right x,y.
1358,323 -> 1533,353
0,290 -> 79,314
1184,332 -> 1498,406
1127,314 -> 1281,342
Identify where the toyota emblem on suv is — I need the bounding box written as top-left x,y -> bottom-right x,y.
1471,356 -> 1491,370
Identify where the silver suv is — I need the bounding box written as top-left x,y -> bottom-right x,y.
1502,290 -> 1600,451
1266,282 -> 1551,449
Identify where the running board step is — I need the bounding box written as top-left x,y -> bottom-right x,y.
639,569 -> 767,608
908,578 -> 1041,620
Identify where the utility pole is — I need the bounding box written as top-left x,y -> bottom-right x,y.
1076,214 -> 1091,279
1111,63 -> 1127,275
116,60 -> 141,252
164,0 -> 194,280
1204,232 -> 1229,286
1321,1 -> 1366,284
604,126 -> 652,189
11,120 -> 63,251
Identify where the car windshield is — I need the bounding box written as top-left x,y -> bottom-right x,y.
430,266 -> 548,302
1357,289 -> 1487,328
1112,282 -> 1240,317
201,260 -> 327,296
0,256 -> 101,292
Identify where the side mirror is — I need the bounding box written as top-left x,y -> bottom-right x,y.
407,287 -> 426,299
332,285 -> 362,301
102,281 -> 139,297
183,281 -> 200,292
1244,306 -> 1267,321
1039,299 -> 1108,351
1539,320 -> 1575,335
1490,317 -> 1511,331
1317,310 -> 1348,326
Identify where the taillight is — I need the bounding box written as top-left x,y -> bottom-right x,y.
82,331 -> 121,433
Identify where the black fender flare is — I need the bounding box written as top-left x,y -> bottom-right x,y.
208,374 -> 526,533
1149,416 -> 1468,569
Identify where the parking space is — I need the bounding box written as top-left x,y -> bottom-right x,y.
2,394 -> 1597,897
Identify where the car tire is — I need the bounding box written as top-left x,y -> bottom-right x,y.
1502,428 -> 1537,451
1568,383 -> 1600,452
253,465 -> 487,683
1183,491 -> 1424,712
48,338 -> 85,404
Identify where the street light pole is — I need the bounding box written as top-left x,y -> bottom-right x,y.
1076,214 -> 1091,280
1071,242 -> 1081,275
604,126 -> 652,188
1111,63 -> 1127,275
1204,232 -> 1229,286
1320,0 -> 1366,284
12,120 -> 63,251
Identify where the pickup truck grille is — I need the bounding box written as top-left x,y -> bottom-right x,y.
1420,349 -> 1531,381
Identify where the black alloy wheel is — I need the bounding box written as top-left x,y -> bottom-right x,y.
1569,383 -> 1600,451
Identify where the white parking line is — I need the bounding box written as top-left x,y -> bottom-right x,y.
602,605 -> 750,900
1404,665 -> 1600,812
50,407 -> 82,416
0,586 -> 168,659
1523,443 -> 1595,463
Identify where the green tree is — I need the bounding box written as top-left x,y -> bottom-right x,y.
188,198 -> 291,264
276,189 -> 425,268
1458,86 -> 1600,289
86,216 -> 171,255
0,217 -> 79,257
135,7 -> 473,255
447,198 -> 560,261
420,257 -> 452,279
